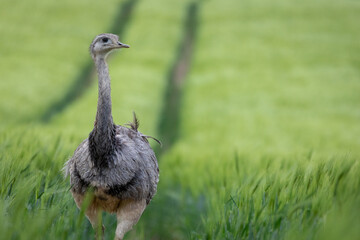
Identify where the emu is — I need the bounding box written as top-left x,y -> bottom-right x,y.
64,33 -> 159,240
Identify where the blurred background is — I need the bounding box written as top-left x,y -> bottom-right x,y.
0,0 -> 359,239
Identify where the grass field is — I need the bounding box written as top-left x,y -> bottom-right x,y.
0,0 -> 359,239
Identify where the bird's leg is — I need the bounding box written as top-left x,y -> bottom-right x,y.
72,192 -> 105,238
114,199 -> 146,240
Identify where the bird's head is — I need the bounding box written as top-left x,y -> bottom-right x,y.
90,33 -> 129,59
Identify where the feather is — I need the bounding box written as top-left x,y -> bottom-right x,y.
125,111 -> 140,131
62,159 -> 71,178
124,112 -> 161,146
143,135 -> 162,147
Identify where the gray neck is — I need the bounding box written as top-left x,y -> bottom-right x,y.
95,57 -> 114,131
89,56 -> 116,168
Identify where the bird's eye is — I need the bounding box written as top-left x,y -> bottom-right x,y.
102,37 -> 109,43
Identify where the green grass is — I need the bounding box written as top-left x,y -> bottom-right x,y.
0,0 -> 360,239
0,0 -> 125,124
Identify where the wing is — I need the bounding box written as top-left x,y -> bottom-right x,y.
64,139 -> 92,194
109,125 -> 159,201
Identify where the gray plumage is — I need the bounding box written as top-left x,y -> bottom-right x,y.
64,33 -> 159,240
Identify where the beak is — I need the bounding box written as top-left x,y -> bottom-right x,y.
117,41 -> 130,48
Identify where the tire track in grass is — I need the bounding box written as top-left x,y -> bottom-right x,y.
155,1 -> 199,156
40,0 -> 138,123
140,2 -> 204,239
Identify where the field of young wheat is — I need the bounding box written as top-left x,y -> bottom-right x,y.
0,0 -> 359,239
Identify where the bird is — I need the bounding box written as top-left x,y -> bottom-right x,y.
64,33 -> 159,240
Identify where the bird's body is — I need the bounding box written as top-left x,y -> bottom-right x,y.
64,33 -> 159,240
67,124 -> 159,210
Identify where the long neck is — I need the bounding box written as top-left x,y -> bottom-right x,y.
89,56 -> 116,168
95,57 -> 113,131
